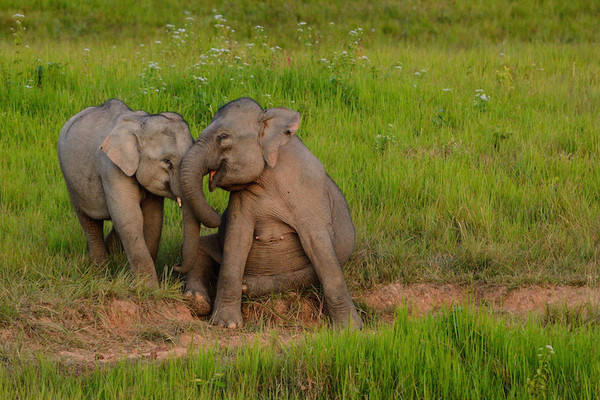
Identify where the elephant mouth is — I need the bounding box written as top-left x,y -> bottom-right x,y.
208,161 -> 226,192
162,181 -> 175,199
208,170 -> 217,192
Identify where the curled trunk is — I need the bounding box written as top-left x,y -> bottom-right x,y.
180,137 -> 220,229
177,137 -> 220,273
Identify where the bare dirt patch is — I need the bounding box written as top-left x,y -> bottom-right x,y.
3,284 -> 599,366
362,283 -> 600,315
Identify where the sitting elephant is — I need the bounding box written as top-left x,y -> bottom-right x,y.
176,97 -> 362,328
57,99 -> 220,287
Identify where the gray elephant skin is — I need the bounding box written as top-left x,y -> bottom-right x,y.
57,99 -> 220,287
178,97 -> 363,329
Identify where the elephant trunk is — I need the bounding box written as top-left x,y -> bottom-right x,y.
178,200 -> 201,274
180,135 -> 221,228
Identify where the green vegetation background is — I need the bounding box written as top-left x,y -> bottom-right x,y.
0,1 -> 600,397
1,0 -> 599,305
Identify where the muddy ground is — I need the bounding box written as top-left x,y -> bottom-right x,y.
3,283 -> 598,366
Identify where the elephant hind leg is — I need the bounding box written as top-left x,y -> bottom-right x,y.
184,234 -> 221,316
75,211 -> 108,266
242,267 -> 319,297
104,226 -> 123,255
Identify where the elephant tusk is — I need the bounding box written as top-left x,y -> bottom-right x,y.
177,197 -> 182,207
209,170 -> 216,183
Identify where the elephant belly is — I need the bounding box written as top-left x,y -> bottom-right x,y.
245,231 -> 311,276
64,173 -> 111,220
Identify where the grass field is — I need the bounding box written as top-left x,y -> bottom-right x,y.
1,0 -> 599,397
2,307 -> 600,399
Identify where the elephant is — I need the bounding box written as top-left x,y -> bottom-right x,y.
57,99 -> 220,287
176,97 -> 363,329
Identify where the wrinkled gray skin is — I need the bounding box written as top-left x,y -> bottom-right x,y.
57,99 -> 220,287
178,98 -> 362,329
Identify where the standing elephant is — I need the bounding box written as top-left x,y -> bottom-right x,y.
58,99 -> 220,287
177,97 -> 362,329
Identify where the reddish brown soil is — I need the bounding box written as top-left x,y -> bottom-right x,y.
3,284 -> 598,365
362,283 -> 600,315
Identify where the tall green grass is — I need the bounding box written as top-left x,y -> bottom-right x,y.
1,307 -> 599,399
2,4 -> 598,301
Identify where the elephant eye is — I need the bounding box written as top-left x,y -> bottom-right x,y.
162,158 -> 173,168
217,132 -> 230,141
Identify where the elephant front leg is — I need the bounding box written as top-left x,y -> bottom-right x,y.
108,198 -> 159,288
210,215 -> 254,328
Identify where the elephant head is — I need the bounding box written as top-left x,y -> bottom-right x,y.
100,111 -> 221,271
180,97 -> 300,221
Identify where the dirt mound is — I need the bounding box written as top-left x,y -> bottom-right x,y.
2,284 -> 598,365
362,283 -> 600,315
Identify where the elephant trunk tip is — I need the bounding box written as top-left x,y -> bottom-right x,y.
203,210 -> 221,228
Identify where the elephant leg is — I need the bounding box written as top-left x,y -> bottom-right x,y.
297,228 -> 363,329
141,194 -> 164,262
184,234 -> 221,316
108,199 -> 159,288
75,210 -> 108,266
211,213 -> 254,329
242,267 -> 319,297
104,227 -> 123,254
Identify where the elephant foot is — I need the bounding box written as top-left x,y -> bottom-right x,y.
330,307 -> 363,330
210,306 -> 243,329
133,270 -> 159,289
241,268 -> 319,297
184,290 -> 212,316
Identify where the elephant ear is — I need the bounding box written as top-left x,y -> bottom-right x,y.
259,107 -> 300,168
100,118 -> 142,177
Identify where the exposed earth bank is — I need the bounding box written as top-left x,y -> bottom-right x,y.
3,283 -> 598,366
